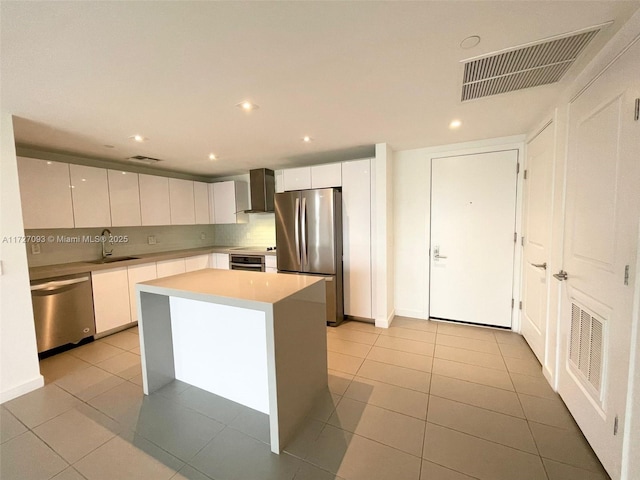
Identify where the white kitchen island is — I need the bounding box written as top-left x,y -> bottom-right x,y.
136,268 -> 327,454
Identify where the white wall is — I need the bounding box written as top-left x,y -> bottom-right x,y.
393,136 -> 525,321
0,113 -> 43,402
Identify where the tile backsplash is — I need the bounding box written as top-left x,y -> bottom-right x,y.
25,225 -> 217,267
214,213 -> 276,247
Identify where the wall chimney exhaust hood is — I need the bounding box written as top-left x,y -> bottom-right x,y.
245,168 -> 275,213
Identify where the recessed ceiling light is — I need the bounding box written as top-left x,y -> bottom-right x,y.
129,134 -> 147,143
236,101 -> 259,112
121,171 -> 127,175
449,119 -> 462,129
208,153 -> 217,161
46,161 -> 52,165
303,136 -> 312,143
81,178 -> 86,182
460,35 -> 481,49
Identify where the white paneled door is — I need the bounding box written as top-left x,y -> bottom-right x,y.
430,150 -> 518,327
557,41 -> 639,479
521,124 -> 555,363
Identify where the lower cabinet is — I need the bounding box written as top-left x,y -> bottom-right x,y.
210,253 -> 229,270
156,258 -> 187,277
266,255 -> 277,273
185,254 -> 210,272
92,267 -> 132,334
127,263 -> 157,324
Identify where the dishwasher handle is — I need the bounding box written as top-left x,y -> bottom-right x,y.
31,276 -> 90,292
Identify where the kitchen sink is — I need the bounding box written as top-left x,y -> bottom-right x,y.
89,256 -> 140,264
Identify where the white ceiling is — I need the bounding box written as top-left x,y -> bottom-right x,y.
1,1 -> 638,176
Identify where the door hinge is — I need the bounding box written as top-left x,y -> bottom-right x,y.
614,415 -> 619,435
516,163 -> 520,174
634,98 -> 639,121
524,170 -> 528,180
511,299 -> 514,309
519,301 -> 523,310
521,236 -> 525,246
624,265 -> 630,286
514,232 -> 517,242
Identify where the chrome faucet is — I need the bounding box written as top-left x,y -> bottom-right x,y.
101,228 -> 113,258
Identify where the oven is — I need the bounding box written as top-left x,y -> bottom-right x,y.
229,254 -> 266,272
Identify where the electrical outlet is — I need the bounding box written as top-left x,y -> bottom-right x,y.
148,235 -> 156,245
31,243 -> 41,255
200,232 -> 206,240
246,232 -> 252,239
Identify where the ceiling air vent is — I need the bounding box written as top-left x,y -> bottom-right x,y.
127,155 -> 162,165
461,25 -> 605,101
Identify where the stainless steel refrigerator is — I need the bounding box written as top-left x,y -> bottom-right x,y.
275,188 -> 344,326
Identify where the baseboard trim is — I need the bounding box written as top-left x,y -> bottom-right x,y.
1,375 -> 44,404
394,309 -> 429,320
375,309 -> 396,329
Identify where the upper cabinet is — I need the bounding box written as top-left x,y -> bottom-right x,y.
169,178 -> 195,225
108,170 -> 141,227
139,174 -> 171,226
193,182 -> 210,224
281,164 -> 342,191
209,181 -> 249,224
69,164 -> 111,228
17,157 -> 75,229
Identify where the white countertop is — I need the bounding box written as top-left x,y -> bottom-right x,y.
137,268 -> 323,305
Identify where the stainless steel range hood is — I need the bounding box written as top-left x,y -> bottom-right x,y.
245,168 -> 275,213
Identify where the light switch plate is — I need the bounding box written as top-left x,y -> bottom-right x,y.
148,235 -> 156,245
31,243 -> 41,255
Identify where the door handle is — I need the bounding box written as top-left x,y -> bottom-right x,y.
294,197 -> 301,266
433,246 -> 447,260
531,262 -> 547,270
301,196 -> 307,267
553,270 -> 568,281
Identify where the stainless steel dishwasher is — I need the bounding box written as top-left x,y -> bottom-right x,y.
30,273 -> 96,353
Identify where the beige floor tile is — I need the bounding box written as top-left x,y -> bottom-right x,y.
129,374 -> 144,387
338,321 -> 383,334
542,458 -> 610,480
52,467 -> 87,480
432,358 -> 514,391
367,346 -> 433,372
494,330 -> 528,345
283,418 -> 325,460
434,345 -> 505,371
95,351 -> 141,377
293,461 -> 346,480
510,372 -> 558,399
420,460 -> 477,480
327,328 -> 378,345
55,365 -> 125,401
5,384 -> 81,429
0,431 -> 67,480
306,424 -> 422,480
422,423 -> 547,480
430,375 -> 524,418
328,397 -> 425,456
519,393 -> 578,430
498,342 -> 538,360
357,360 -> 430,392
374,335 -> 435,356
33,405 -> 118,463
39,353 -> 92,384
326,337 -> 371,358
427,396 -> 537,453
435,322 -> 498,342
328,370 -> 353,395
436,334 -> 501,355
529,422 -> 604,472
327,351 -> 364,375
391,316 -> 438,333
99,331 -> 140,351
344,377 -> 429,419
68,341 -> 125,364
1,407 -> 27,444
307,391 -> 342,422
503,355 -> 543,377
130,346 -> 141,355
379,326 -> 436,344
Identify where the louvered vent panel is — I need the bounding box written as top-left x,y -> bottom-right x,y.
462,29 -> 600,101
569,302 -> 605,398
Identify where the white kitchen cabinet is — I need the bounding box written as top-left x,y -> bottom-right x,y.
275,170 -> 285,193
127,262 -> 157,323
69,164 -> 112,228
210,253 -> 229,270
108,170 -> 141,227
283,167 -> 311,191
342,158 -> 373,319
169,178 -> 196,225
265,256 -> 277,270
139,174 -> 171,226
156,258 -> 187,277
193,182 -> 210,224
209,181 -> 249,224
17,157 -> 74,229
92,267 -> 131,334
311,163 -> 342,188
185,254 -> 210,272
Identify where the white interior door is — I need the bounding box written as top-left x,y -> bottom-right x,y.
430,150 -> 518,327
558,41 -> 639,479
521,124 -> 555,362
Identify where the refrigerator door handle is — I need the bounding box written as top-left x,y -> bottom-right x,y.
294,197 -> 301,266
301,196 -> 307,267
